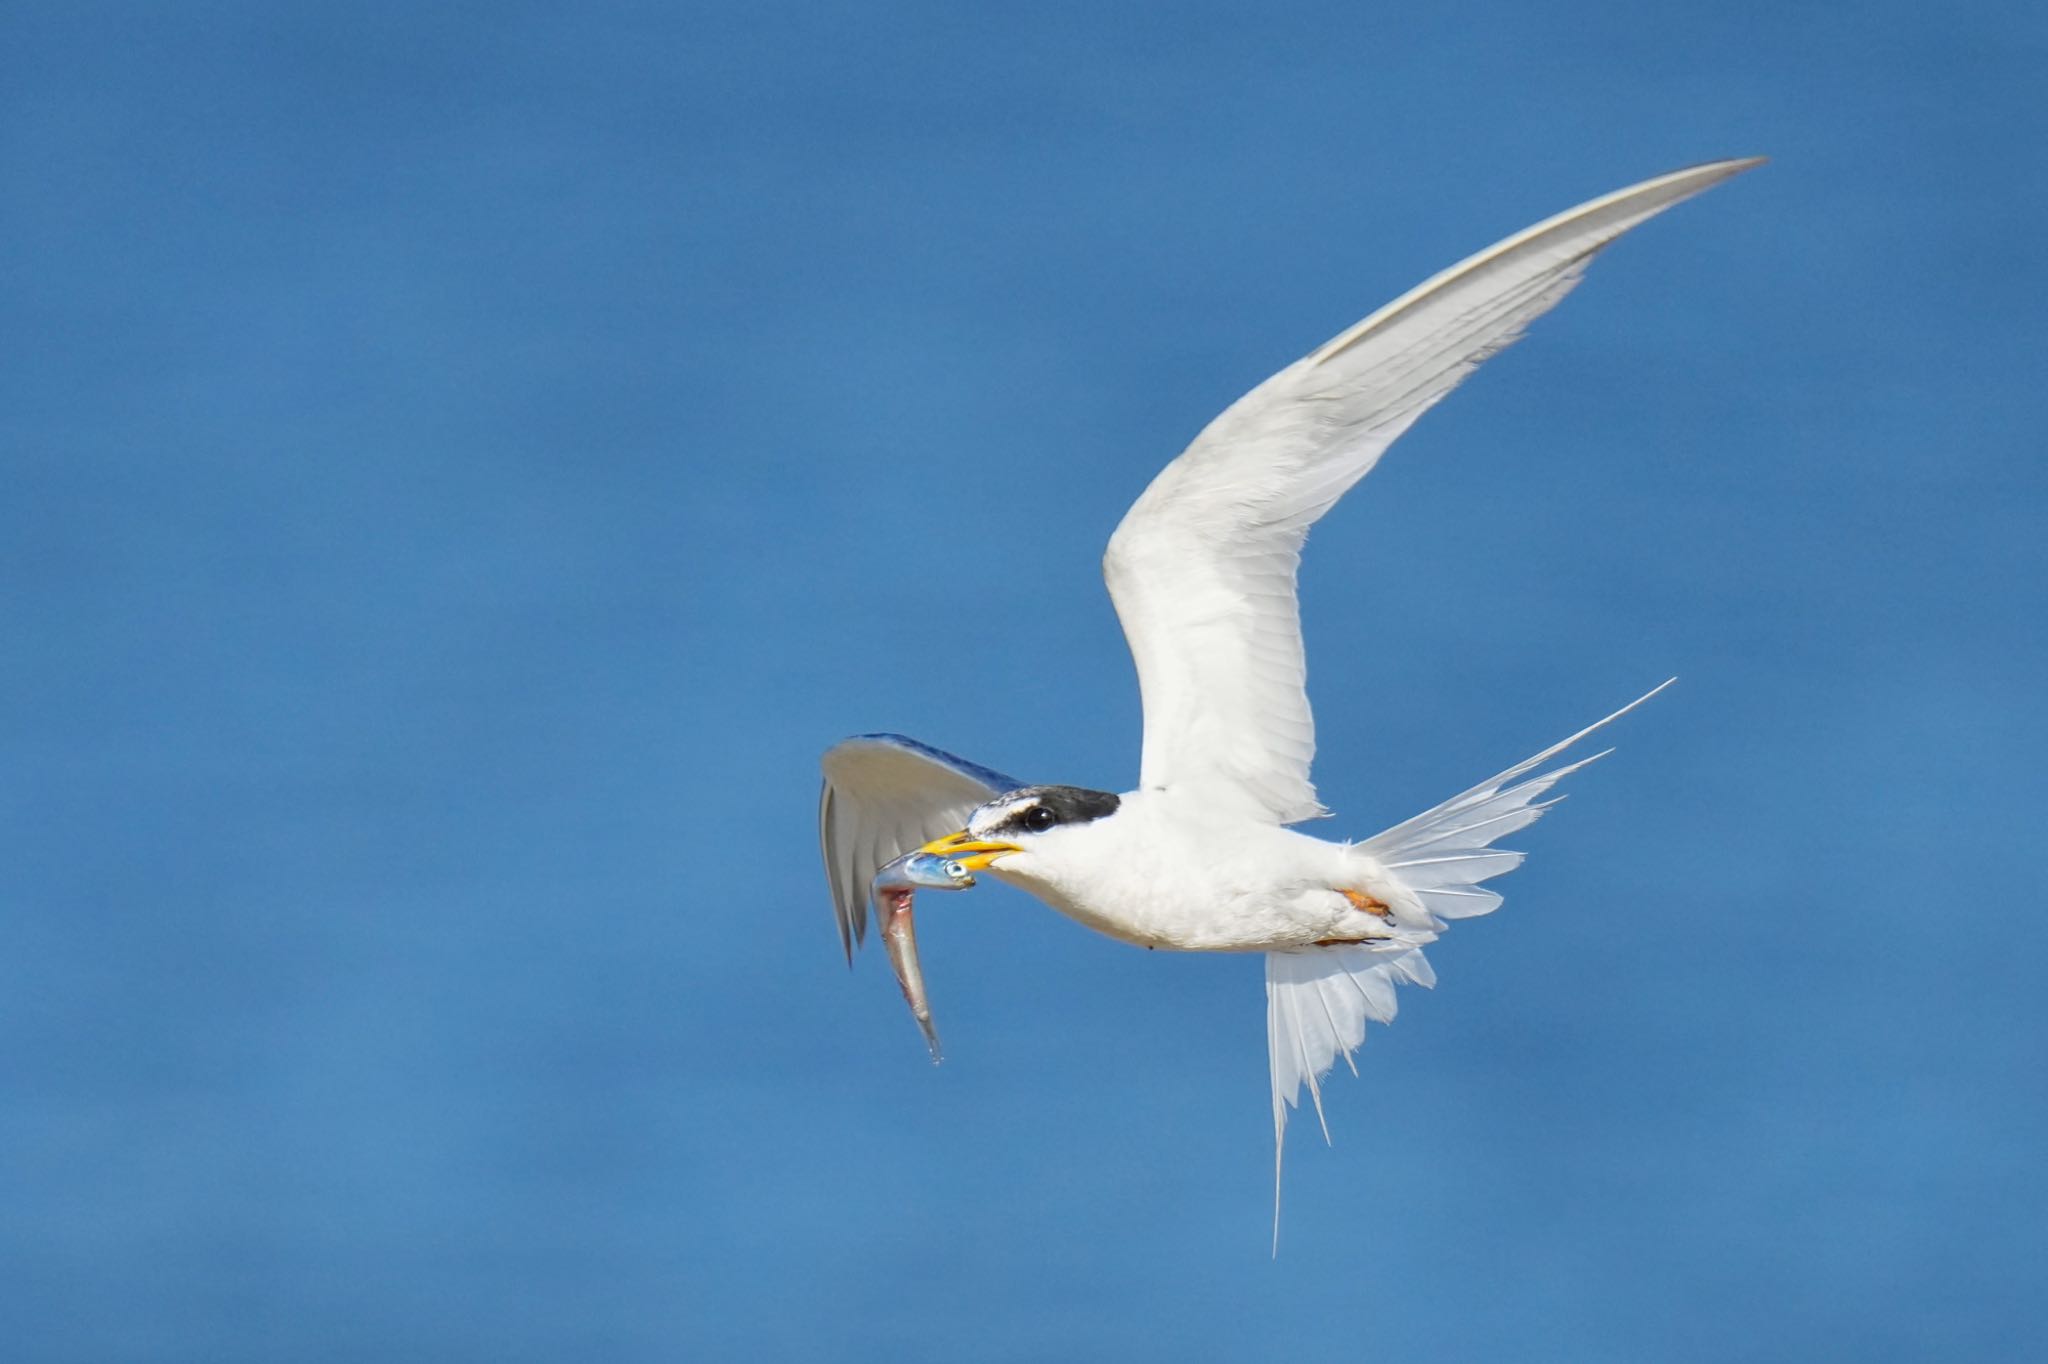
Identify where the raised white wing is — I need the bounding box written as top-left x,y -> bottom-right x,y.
818,735 -> 1022,963
1105,159 -> 1762,824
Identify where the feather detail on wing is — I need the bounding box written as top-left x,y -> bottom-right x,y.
1263,682 -> 1672,1250
1105,160 -> 1761,826
818,735 -> 1021,963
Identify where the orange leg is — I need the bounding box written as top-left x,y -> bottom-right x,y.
1314,889 -> 1395,945
1342,888 -> 1391,918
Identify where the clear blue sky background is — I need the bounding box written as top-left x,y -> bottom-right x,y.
5,2 -> 2043,1360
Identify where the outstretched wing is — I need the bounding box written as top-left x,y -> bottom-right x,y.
1105,159 -> 1762,825
818,735 -> 1022,963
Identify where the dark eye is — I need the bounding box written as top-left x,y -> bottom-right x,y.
1023,806 -> 1057,833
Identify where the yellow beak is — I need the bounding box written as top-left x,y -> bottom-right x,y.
920,830 -> 1022,872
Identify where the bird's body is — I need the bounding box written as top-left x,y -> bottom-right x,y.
817,157 -> 1760,1236
981,790 -> 1402,952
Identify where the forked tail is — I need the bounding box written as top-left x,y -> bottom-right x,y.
1263,681 -> 1671,1251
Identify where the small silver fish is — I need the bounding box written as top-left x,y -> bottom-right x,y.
870,849 -> 977,1062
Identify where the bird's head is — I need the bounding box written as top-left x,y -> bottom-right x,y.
920,785 -> 1123,870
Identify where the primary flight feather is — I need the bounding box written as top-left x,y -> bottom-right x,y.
818,158 -> 1762,1240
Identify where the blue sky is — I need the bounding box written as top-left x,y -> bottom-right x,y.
4,2 -> 2044,1360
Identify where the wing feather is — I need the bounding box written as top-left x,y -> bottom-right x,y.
1105,159 -> 1762,823
817,735 -> 1022,962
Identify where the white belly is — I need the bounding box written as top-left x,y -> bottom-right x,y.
986,794 -> 1400,952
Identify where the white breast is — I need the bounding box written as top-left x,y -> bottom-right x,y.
987,791 -> 1381,951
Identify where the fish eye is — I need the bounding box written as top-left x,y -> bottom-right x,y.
943,860 -> 968,879
1023,806 -> 1057,832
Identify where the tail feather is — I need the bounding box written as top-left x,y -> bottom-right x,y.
1262,682 -> 1669,1249
1266,941 -> 1432,1253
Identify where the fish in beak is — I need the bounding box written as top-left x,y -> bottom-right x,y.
869,849 -> 979,1063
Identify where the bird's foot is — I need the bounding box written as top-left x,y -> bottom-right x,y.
1342,888 -> 1391,917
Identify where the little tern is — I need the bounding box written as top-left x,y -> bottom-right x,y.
819,159 -> 1761,1236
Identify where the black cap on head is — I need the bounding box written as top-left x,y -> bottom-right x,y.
975,785 -> 1121,837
